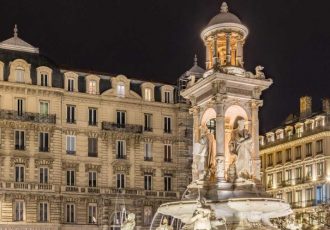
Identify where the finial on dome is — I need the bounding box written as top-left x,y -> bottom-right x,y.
194,54 -> 198,66
14,24 -> 18,38
220,2 -> 229,13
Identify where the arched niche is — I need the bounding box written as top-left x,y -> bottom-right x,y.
201,107 -> 216,126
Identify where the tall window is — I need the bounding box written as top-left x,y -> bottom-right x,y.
39,202 -> 48,222
296,167 -> 302,180
67,78 -> 74,92
164,175 -> 172,191
15,67 -> 25,83
15,130 -> 25,150
88,138 -> 98,157
276,172 -> 282,185
144,113 -> 152,131
144,174 -> 152,190
305,188 -> 313,202
276,151 -> 282,164
296,190 -> 302,203
66,135 -> 76,155
317,162 -> 324,177
305,165 -> 313,178
88,80 -> 97,94
117,174 -> 125,189
66,204 -> 75,223
306,143 -> 312,157
285,169 -> 292,182
88,108 -> 97,126
15,200 -> 24,221
164,144 -> 172,162
267,154 -> 273,166
295,146 -> 301,159
116,111 -> 126,127
39,132 -> 49,152
15,165 -> 24,182
39,101 -> 49,115
116,140 -> 126,159
285,148 -> 291,161
88,204 -> 97,224
39,167 -> 49,184
66,170 -> 75,186
66,105 -> 76,123
267,174 -> 273,187
40,74 -> 48,86
117,83 -> 125,97
89,171 -> 97,187
286,192 -> 292,204
316,186 -> 323,204
164,116 -> 171,133
145,88 -> 152,101
164,91 -> 171,103
17,98 -> 24,116
316,140 -> 323,153
144,143 -> 152,161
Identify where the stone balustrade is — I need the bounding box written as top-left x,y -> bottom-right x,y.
0,109 -> 56,124
101,122 -> 142,133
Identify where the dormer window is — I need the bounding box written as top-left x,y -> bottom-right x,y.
37,66 -> 52,87
161,85 -> 174,103
88,80 -> 97,95
117,83 -> 125,97
68,78 -> 74,92
15,67 -> 24,83
64,72 -> 78,92
145,88 -> 151,101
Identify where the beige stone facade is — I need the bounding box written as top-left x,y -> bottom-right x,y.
260,96 -> 330,224
0,30 -> 198,229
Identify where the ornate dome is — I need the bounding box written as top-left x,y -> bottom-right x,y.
207,2 -> 242,26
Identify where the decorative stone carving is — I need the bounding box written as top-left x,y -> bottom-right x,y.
35,159 -> 54,169
156,217 -> 173,230
62,161 -> 79,171
255,65 -> 265,79
140,166 -> 156,176
121,213 -> 136,230
85,163 -> 101,173
112,160 -> 130,174
10,157 -> 29,167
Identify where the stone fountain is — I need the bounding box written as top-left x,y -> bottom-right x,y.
152,2 -> 292,229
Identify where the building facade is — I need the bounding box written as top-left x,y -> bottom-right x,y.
260,96 -> 330,225
0,27 -> 199,229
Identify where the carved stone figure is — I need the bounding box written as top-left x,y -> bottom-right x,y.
186,75 -> 196,88
121,213 -> 136,230
255,66 -> 265,79
156,217 -> 173,230
229,118 -> 252,180
185,206 -> 212,230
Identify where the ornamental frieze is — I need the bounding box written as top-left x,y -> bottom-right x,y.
35,159 -> 54,169
10,157 -> 29,167
62,161 -> 79,171
85,163 -> 101,173
112,160 -> 130,174
161,168 -> 176,177
140,166 -> 156,176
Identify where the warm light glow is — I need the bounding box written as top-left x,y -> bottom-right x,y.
327,175 -> 330,182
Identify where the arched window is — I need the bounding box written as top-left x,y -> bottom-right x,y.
117,82 -> 125,97
15,67 -> 25,83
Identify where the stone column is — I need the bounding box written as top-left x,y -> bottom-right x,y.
205,42 -> 211,70
215,95 -> 226,183
189,106 -> 200,144
226,33 -> 231,65
251,100 -> 263,181
237,40 -> 243,67
212,35 -> 218,66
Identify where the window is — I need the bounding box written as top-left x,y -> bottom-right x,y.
286,192 -> 292,204
164,144 -> 172,162
88,138 -> 98,157
285,148 -> 291,161
144,174 -> 152,190
39,167 -> 49,184
317,162 -> 324,177
316,186 -> 323,204
40,101 -> 49,115
144,143 -> 152,161
305,165 -> 313,179
276,193 -> 283,199
296,126 -> 303,137
164,91 -> 171,103
39,202 -> 48,222
88,204 -> 97,224
267,154 -> 273,166
116,111 -> 126,127
17,98 -> 24,116
164,175 -> 172,191
306,122 -> 313,131
117,83 -> 125,97
306,143 -> 312,157
285,169 -> 292,182
144,113 -> 152,131
39,132 -> 49,152
296,190 -> 302,203
15,165 -> 24,182
66,135 -> 76,154
276,172 -> 282,185
15,68 -> 24,83
40,74 -> 48,86
276,151 -> 282,164
66,204 -> 75,223
15,200 -> 24,221
66,170 -> 75,186
67,78 -> 74,92
295,146 -> 301,159
316,140 -> 323,153
296,167 -> 302,181
116,140 -> 126,159
116,174 -> 125,189
88,108 -> 97,126
15,130 -> 25,150
88,80 -> 97,94
145,88 -> 151,101
267,174 -> 273,188
305,188 -> 313,202
66,105 -> 76,123
89,171 -> 97,187
164,116 -> 171,133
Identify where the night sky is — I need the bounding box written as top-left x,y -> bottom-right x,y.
1,0 -> 330,133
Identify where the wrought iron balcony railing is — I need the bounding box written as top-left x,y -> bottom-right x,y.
102,122 -> 142,133
0,109 -> 56,124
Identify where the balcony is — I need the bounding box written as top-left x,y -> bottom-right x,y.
144,156 -> 153,161
144,127 -> 153,132
88,187 -> 100,193
66,150 -> 76,155
0,109 -> 56,124
102,122 -> 142,133
1,182 -> 55,191
65,186 -> 79,192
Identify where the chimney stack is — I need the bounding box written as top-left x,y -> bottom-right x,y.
322,98 -> 330,114
300,96 -> 312,118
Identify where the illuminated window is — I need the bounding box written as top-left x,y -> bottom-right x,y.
88,80 -> 97,94
40,101 -> 49,115
145,88 -> 151,101
305,165 -> 313,178
117,83 -> 125,97
15,67 -> 24,83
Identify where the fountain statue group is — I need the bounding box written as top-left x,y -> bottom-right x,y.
193,117 -> 253,184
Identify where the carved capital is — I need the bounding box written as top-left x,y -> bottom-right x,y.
189,106 -> 200,116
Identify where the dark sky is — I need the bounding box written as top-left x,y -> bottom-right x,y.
1,0 -> 330,133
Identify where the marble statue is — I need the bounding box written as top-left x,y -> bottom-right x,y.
255,65 -> 265,79
185,206 -> 212,230
156,217 -> 173,230
121,213 -> 136,230
229,118 -> 252,180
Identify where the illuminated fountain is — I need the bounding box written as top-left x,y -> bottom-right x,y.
151,2 -> 292,229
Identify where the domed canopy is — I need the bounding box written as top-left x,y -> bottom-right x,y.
207,2 -> 242,26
